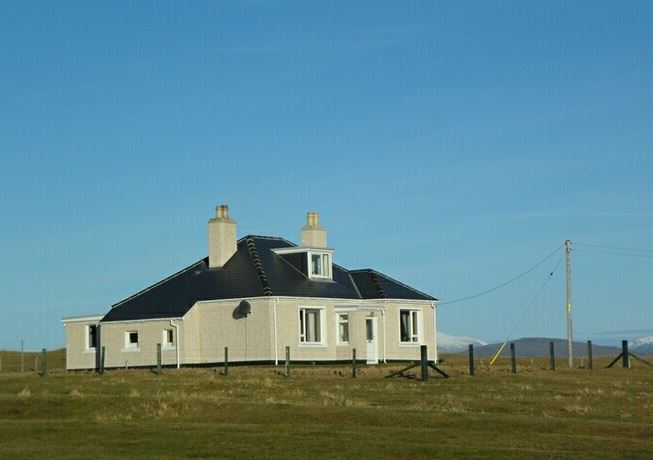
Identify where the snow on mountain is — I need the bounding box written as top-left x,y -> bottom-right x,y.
437,331 -> 487,353
630,336 -> 653,355
630,336 -> 653,348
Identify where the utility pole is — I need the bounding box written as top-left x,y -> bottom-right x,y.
565,240 -> 573,368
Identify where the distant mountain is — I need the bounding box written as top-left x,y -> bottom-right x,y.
437,332 -> 487,353
630,336 -> 653,356
469,337 -> 621,358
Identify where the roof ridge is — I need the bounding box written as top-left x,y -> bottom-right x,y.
238,235 -> 297,246
368,268 -> 436,301
245,237 -> 273,296
369,270 -> 388,298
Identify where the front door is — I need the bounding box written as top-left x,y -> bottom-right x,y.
366,317 -> 378,364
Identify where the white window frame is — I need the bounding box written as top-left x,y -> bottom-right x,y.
85,324 -> 98,351
399,309 -> 421,344
308,251 -> 332,280
299,307 -> 327,346
124,331 -> 140,351
162,329 -> 174,349
336,312 -> 350,345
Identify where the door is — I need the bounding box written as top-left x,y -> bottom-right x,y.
366,317 -> 378,364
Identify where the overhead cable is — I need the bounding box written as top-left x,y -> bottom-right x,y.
574,243 -> 653,253
574,248 -> 653,259
439,244 -> 564,306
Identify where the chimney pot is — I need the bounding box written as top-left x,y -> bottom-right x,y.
216,204 -> 230,220
307,211 -> 319,227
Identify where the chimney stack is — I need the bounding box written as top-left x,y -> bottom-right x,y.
208,204 -> 237,268
300,211 -> 327,248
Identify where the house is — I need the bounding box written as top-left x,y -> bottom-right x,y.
62,206 -> 439,370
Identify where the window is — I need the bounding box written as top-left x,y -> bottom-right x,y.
366,318 -> 374,341
299,308 -> 324,344
163,329 -> 174,347
337,313 -> 349,344
308,252 -> 331,279
125,331 -> 139,349
400,310 -> 419,343
87,325 -> 97,350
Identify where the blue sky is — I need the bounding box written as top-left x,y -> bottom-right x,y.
1,1 -> 651,350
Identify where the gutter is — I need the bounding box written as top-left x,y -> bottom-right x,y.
431,302 -> 439,363
170,319 -> 180,369
273,297 -> 279,365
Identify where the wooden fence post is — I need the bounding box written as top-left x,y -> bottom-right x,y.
352,349 -> 357,378
622,340 -> 629,368
285,346 -> 290,378
224,347 -> 229,376
468,344 -> 475,376
510,343 -> 516,374
420,345 -> 428,382
549,341 -> 555,371
40,348 -> 47,377
587,340 -> 593,370
156,343 -> 162,374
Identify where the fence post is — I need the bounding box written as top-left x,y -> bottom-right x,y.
224,347 -> 229,376
285,346 -> 290,378
468,344 -> 475,376
40,348 -> 47,377
587,340 -> 593,370
100,346 -> 105,374
622,340 -> 629,368
549,342 -> 555,371
510,343 -> 516,374
420,345 -> 428,382
156,343 -> 162,374
352,349 -> 357,378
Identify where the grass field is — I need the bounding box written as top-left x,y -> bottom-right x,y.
0,351 -> 651,459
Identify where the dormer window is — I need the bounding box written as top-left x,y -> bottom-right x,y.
309,251 -> 331,279
272,247 -> 334,281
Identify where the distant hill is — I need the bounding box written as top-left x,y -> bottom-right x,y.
470,338 -> 621,358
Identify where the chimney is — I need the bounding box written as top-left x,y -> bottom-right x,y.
208,204 -> 237,268
300,211 -> 327,248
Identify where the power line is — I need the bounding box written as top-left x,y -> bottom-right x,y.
574,243 -> 653,253
439,244 -> 564,306
574,248 -> 653,259
505,258 -> 562,341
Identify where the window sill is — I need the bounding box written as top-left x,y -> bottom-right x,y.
84,349 -> 96,354
298,343 -> 328,348
162,345 -> 175,350
398,342 -> 422,348
336,343 -> 350,347
121,348 -> 140,353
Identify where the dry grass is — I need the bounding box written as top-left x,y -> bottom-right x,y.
0,353 -> 651,458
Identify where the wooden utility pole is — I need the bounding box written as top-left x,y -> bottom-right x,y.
565,240 -> 573,368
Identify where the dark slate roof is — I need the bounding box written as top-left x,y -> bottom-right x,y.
101,235 -> 436,322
